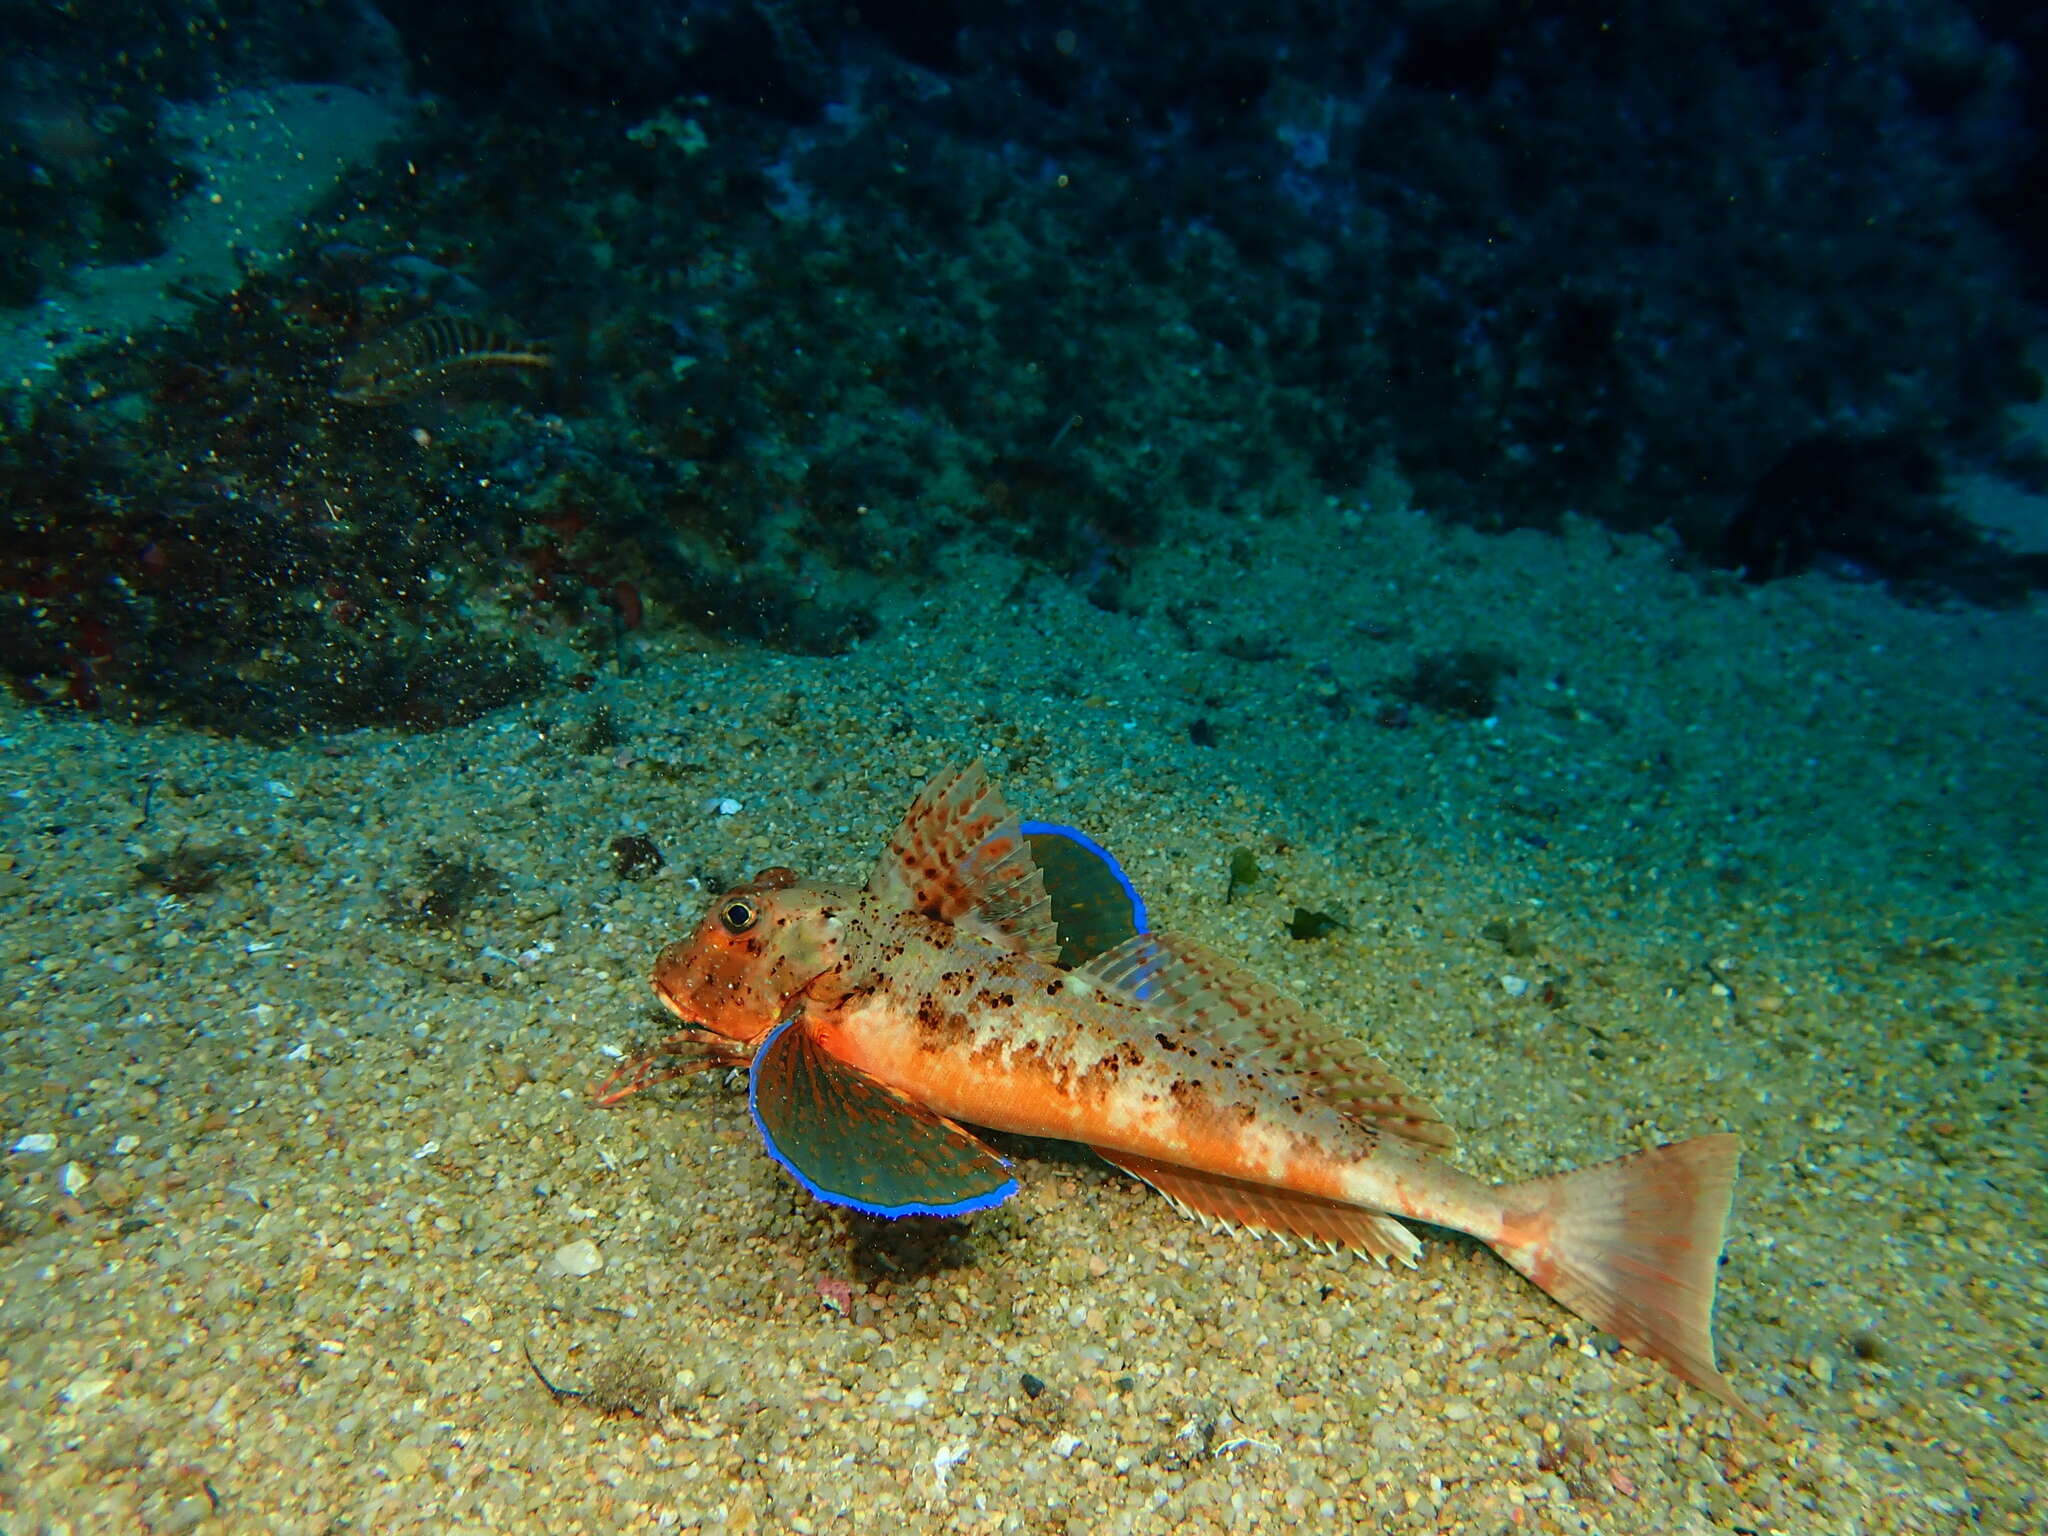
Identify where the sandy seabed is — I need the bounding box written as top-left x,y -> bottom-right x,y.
1,503 -> 2041,1535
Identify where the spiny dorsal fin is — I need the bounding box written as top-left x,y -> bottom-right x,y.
1077,931 -> 1457,1150
1094,1148 -> 1421,1266
866,762 -> 1061,961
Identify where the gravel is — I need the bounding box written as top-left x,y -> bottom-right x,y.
0,506 -> 2041,1533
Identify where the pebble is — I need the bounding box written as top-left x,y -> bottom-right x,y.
546,1238 -> 604,1278
11,1132 -> 56,1154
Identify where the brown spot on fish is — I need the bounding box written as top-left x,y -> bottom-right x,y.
915,996 -> 966,1042
1075,1042 -> 1144,1084
334,315 -> 552,405
835,977 -> 879,1009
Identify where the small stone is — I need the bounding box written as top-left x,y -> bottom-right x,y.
1441,1399 -> 1476,1422
493,1058 -> 535,1094
610,834 -> 663,880
11,1133 -> 56,1154
59,1161 -> 91,1196
515,895 -> 562,925
1051,1432 -> 1084,1458
547,1238 -> 604,1278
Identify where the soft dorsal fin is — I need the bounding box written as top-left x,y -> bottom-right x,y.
1077,932 -> 1457,1150
867,762 -> 1061,961
1021,819 -> 1149,968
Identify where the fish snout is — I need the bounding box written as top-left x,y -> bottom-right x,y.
649,933 -> 780,1043
649,938 -> 713,1021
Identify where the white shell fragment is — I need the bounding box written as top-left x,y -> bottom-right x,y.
11,1133 -> 57,1154
546,1238 -> 604,1278
59,1161 -> 91,1196
930,1441 -> 970,1496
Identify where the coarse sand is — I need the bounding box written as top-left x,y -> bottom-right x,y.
1,504 -> 2041,1534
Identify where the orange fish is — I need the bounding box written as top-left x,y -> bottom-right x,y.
611,762 -> 1758,1420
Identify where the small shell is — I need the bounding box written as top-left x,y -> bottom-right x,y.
547,1238 -> 604,1278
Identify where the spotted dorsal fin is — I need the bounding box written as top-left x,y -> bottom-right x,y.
1077,932 -> 1456,1150
866,762 -> 1060,961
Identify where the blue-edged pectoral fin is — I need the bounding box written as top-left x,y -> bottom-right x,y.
747,1017 -> 1018,1218
1020,819 -> 1148,968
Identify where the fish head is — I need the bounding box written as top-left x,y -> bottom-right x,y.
651,868 -> 848,1044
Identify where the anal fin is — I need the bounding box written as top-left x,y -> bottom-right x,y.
1094,1148 -> 1421,1267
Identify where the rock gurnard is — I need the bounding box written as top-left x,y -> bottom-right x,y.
607,762 -> 1757,1419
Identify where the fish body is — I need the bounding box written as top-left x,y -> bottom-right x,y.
635,763 -> 1756,1419
794,893 -> 1494,1257
333,315 -> 552,404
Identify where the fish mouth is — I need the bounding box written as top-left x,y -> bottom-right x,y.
650,977 -> 693,1022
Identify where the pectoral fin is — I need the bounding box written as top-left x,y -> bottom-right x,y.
748,1017 -> 1019,1218
1021,819 -> 1149,968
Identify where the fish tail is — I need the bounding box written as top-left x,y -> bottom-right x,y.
1487,1133 -> 1760,1421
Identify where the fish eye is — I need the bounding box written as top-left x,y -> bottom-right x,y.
718,898 -> 758,934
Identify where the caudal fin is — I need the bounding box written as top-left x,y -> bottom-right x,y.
1490,1133 -> 1760,1422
